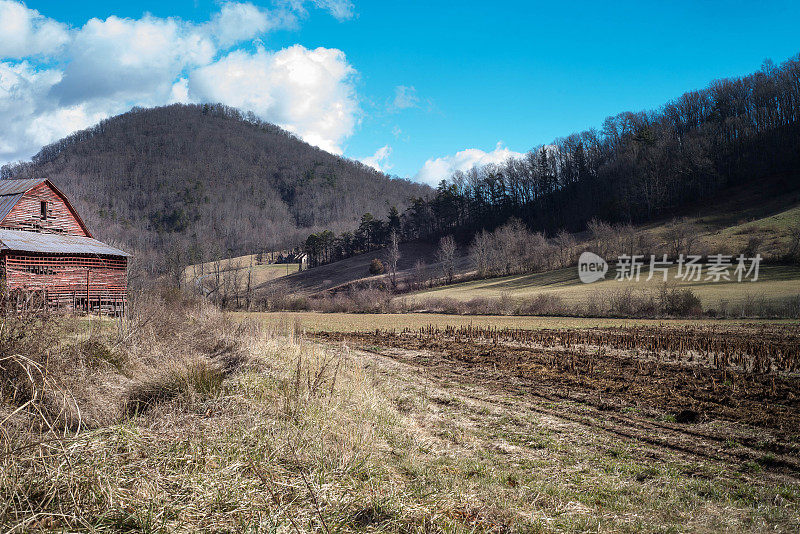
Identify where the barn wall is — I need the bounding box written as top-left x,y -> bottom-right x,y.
1,183 -> 89,236
3,253 -> 127,310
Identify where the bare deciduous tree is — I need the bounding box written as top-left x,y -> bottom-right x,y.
554,229 -> 577,268
469,230 -> 492,277
436,235 -> 457,283
663,218 -> 698,259
386,231 -> 401,288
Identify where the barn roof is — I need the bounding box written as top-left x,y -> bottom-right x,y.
0,179 -> 49,221
0,229 -> 129,257
0,178 -> 92,237
0,178 -> 48,196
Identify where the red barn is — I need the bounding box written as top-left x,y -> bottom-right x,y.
0,178 -> 128,314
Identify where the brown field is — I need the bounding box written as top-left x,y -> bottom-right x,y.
307,321 -> 800,529
5,305 -> 800,532
247,310 -> 798,333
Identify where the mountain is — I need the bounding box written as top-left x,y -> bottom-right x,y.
2,104 -> 430,275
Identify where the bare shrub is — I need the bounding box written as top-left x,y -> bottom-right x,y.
554,229 -> 577,268
518,294 -> 570,315
785,223 -> 800,263
657,284 -> 703,316
605,287 -> 657,317
368,258 -> 385,275
587,218 -> 615,258
663,218 -> 699,259
743,235 -> 764,257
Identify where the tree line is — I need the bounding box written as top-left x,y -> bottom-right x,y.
306,55 -> 800,265
2,103 -> 430,284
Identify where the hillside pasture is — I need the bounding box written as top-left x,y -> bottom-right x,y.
184,255 -> 300,293
255,241 -> 472,296
404,263 -> 800,313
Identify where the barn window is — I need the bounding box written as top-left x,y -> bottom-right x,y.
40,201 -> 47,220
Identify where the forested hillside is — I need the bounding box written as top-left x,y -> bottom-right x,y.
302,55 -> 800,267
1,104 -> 429,276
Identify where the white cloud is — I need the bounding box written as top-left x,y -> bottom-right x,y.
313,0 -> 355,21
50,15 -> 216,107
187,45 -> 357,154
0,61 -> 105,161
389,85 -> 418,112
360,145 -> 391,172
414,142 -> 524,186
0,1 -> 360,163
208,2 -> 276,48
0,0 -> 70,58
280,0 -> 355,21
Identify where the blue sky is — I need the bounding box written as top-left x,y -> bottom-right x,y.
2,1 -> 799,184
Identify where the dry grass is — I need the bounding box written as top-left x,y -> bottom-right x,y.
2,299 -> 799,532
184,257 -> 300,290
246,310 -> 797,334
404,264 -> 800,311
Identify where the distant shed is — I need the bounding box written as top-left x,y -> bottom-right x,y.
0,178 -> 128,314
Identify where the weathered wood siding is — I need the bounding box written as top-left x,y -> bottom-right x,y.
1,183 -> 89,236
3,252 -> 127,309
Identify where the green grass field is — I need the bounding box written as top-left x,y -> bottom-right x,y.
404,263 -> 800,309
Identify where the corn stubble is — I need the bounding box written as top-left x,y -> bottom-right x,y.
2,298 -> 799,532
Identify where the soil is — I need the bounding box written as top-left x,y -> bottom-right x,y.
314,329 -> 800,477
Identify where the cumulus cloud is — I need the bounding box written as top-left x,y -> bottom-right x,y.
414,142 -> 524,186
0,1 -> 360,163
187,45 -> 357,154
51,15 -> 216,107
359,145 -> 391,172
0,61 -> 106,160
0,0 -> 70,58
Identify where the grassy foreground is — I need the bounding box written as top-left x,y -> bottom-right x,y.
2,301 -> 799,531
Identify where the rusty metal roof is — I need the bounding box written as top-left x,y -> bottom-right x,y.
0,194 -> 23,221
0,229 -> 129,257
0,178 -> 47,196
0,179 -> 48,221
